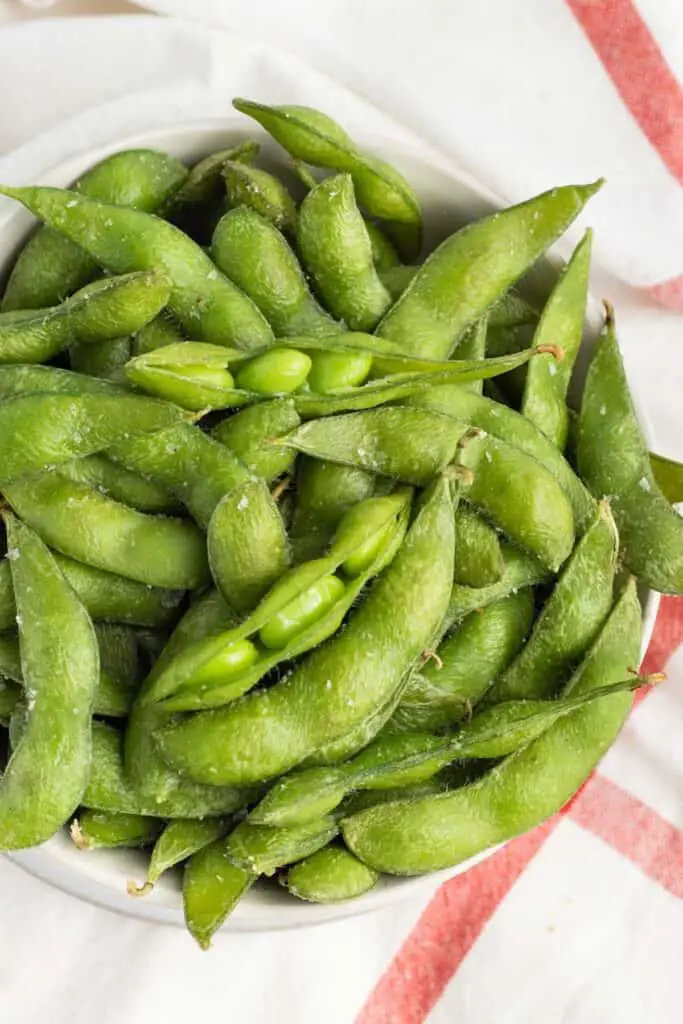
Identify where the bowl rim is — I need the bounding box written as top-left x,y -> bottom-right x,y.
0,117 -> 660,934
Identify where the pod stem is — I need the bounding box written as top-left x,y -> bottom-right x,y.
535,344 -> 565,363
126,880 -> 154,898
69,819 -> 90,851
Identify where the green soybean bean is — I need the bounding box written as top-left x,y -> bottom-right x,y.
86,720 -> 248,819
408,385 -> 594,532
392,589 -> 535,733
155,471 -> 456,783
125,589 -> 240,808
223,160 -> 297,234
289,460 -> 376,562
342,577 -> 643,874
207,478 -> 290,613
577,304 -> 683,594
281,844 -> 378,903
521,229 -> 592,449
149,489 -> 412,711
70,335 -> 132,383
3,473 -> 209,590
71,810 -> 161,851
2,148 -> 188,311
0,185 -> 274,350
109,423 -> 251,529
452,505 -> 504,587
234,346 -> 312,395
254,675 -> 646,828
213,399 -> 301,483
485,500 -> 618,703
233,99 -> 423,258
225,816 -> 339,876
297,174 -> 392,330
283,407 -> 575,571
183,840 -> 255,949
132,312 -> 185,356
0,270 -> 170,364
306,348 -> 374,394
650,452 -> 683,504
211,206 -> 339,337
128,818 -> 227,895
365,222 -> 400,271
0,515 -> 99,850
0,390 -> 187,486
372,181 -> 601,364
57,454 -> 177,514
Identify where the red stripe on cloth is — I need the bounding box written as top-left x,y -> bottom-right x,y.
644,275 -> 683,310
354,820 -> 557,1024
566,0 -> 683,185
569,774 -> 683,896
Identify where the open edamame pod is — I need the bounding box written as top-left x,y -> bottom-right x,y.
289,460 -> 377,563
372,180 -> 602,364
2,148 -> 188,312
0,515 -> 99,851
154,471 -> 456,784
297,173 -> 392,330
0,270 -> 170,364
282,407 -> 575,571
233,99 -> 423,259
0,185 -> 274,351
578,303 -> 683,594
521,229 -> 592,449
342,577 -> 644,874
147,488 -> 412,711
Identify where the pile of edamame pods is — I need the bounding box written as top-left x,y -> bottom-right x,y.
0,98 -> 680,949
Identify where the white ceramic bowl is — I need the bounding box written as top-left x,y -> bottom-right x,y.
0,120 -> 659,933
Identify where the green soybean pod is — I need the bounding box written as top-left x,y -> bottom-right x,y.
223,160 -> 297,234
70,336 -> 132,383
289,459 -> 376,563
521,229 -> 592,449
128,818 -> 227,896
392,589 -> 535,733
95,624 -> 141,718
71,810 -> 161,851
283,407 -> 575,571
650,452 -> 683,504
85,721 -> 248,819
0,556 -> 183,632
0,185 -> 274,351
168,141 -> 260,243
577,304 -> 683,594
213,399 -> 301,483
3,473 -> 209,590
297,174 -> 392,331
408,384 -> 594,532
224,817 -> 339,876
208,478 -> 290,614
485,500 -> 618,703
211,206 -> 339,337
450,318 -> 487,395
365,222 -> 400,271
372,181 -> 602,364
2,148 -> 188,312
452,505 -> 504,587
0,390 -> 188,486
183,840 -> 255,950
57,453 -> 178,515
0,515 -> 99,851
282,845 -> 379,904
132,312 -> 185,356
155,471 -> 457,786
233,99 -> 423,258
342,577 -> 642,875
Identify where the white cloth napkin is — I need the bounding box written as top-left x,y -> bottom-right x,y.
1,8 -> 683,1024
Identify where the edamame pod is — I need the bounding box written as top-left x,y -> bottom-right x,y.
0,185 -> 274,350
521,229 -> 592,449
168,141 -> 260,242
70,335 -> 132,383
373,181 -> 602,363
183,840 -> 255,949
57,454 -> 177,515
577,304 -> 683,594
650,452 -> 683,504
213,399 -> 301,483
342,577 -> 643,874
283,407 -> 575,571
281,845 -> 378,903
297,174 -> 392,330
155,472 -> 456,783
452,505 -> 504,587
225,817 -> 339,876
128,818 -> 227,895
223,160 -> 297,234
132,312 -> 185,356
0,515 -> 99,851
3,473 -> 209,590
211,206 -> 339,337
289,460 -> 376,563
486,500 -> 618,702
71,810 -> 161,850
2,148 -> 188,311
